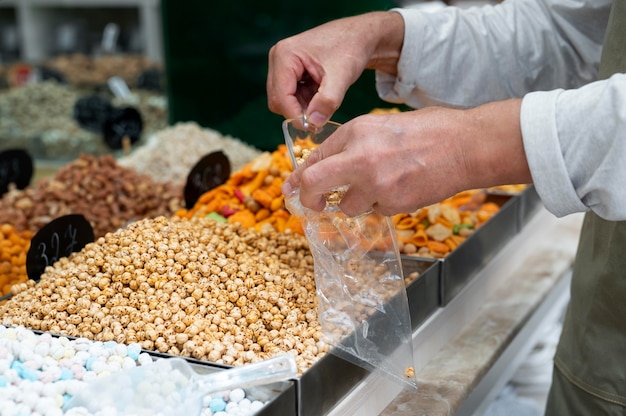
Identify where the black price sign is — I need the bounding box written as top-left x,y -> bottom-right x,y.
0,149 -> 33,196
26,214 -> 94,282
184,151 -> 231,209
102,106 -> 143,150
73,95 -> 114,133
38,66 -> 67,84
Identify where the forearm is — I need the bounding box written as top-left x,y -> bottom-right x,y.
463,99 -> 531,190
364,11 -> 405,76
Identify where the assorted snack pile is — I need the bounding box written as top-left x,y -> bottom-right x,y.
177,146 -> 302,235
0,216 -> 325,375
391,191 -> 501,258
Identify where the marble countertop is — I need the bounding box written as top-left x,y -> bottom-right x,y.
380,212 -> 584,416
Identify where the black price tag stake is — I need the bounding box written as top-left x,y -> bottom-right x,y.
26,214 -> 95,282
184,151 -> 231,209
73,95 -> 114,134
0,149 -> 33,196
103,107 -> 143,150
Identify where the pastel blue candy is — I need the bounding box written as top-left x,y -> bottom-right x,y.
126,344 -> 140,361
85,356 -> 98,371
63,394 -> 72,406
10,360 -> 22,370
20,367 -> 39,381
209,397 -> 227,412
60,368 -> 74,380
104,341 -> 117,349
0,375 -> 7,387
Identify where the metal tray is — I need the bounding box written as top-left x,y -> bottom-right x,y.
402,255 -> 441,329
439,193 -> 518,305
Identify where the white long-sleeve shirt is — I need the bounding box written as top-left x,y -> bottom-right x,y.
376,0 -> 626,221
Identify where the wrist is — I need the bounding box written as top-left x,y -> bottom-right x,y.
366,11 -> 405,75
465,99 -> 531,188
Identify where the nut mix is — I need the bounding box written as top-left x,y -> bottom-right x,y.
0,215 -> 327,374
0,154 -> 183,238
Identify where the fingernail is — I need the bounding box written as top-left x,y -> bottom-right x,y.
308,111 -> 328,127
282,181 -> 294,196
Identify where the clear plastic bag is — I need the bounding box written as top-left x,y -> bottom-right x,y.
283,118 -> 417,389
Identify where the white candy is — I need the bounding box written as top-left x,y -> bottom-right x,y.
63,347 -> 77,359
82,370 -> 98,382
0,358 -> 10,373
229,388 -> 245,403
50,344 -> 65,360
44,407 -> 64,416
35,396 -> 57,414
41,382 -> 59,397
34,340 -> 50,357
88,343 -> 104,357
91,360 -> 108,374
250,401 -> 265,412
113,344 -> 127,357
76,350 -> 91,364
137,352 -> 153,366
107,361 -> 122,373
74,338 -> 93,351
121,356 -> 136,370
3,327 -> 17,340
238,398 -> 251,409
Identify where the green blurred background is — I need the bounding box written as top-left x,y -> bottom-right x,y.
161,0 -> 401,151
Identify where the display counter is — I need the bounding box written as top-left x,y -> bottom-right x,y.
327,208 -> 583,416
